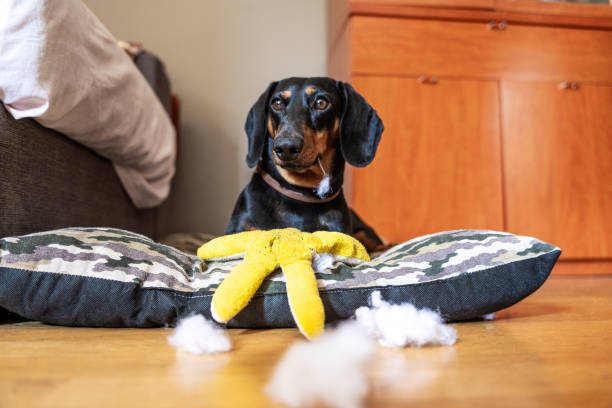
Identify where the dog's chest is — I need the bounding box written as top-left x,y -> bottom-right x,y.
249,182 -> 351,233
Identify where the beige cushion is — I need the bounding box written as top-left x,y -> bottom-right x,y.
0,0 -> 176,208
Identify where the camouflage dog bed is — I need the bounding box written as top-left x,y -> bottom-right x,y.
0,228 -> 561,328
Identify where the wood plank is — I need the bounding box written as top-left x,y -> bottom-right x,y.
1,276 -> 611,407
327,0 -> 350,57
351,16 -> 612,82
348,5 -> 612,30
327,8 -> 353,83
494,0 -> 612,19
554,260 -> 612,275
350,75 -> 504,243
349,0 -> 495,10
501,81 -> 612,260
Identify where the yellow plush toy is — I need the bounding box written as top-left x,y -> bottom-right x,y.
197,228 -> 369,339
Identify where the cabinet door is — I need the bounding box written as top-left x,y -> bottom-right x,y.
502,81 -> 612,259
350,76 -> 504,243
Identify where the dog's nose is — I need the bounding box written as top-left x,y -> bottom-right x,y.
273,137 -> 303,162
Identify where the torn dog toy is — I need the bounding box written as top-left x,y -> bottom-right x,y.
197,228 -> 369,339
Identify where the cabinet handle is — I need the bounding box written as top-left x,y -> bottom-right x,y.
487,20 -> 507,30
558,81 -> 580,90
417,76 -> 438,85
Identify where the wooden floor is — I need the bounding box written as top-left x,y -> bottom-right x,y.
1,276 -> 611,408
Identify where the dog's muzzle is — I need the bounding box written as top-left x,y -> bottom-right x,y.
273,136 -> 304,163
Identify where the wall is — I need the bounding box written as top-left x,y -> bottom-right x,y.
83,0 -> 327,234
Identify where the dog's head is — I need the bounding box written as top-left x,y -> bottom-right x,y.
244,77 -> 383,189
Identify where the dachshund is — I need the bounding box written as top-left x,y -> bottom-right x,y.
226,77 -> 386,252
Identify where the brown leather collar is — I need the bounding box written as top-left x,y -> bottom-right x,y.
255,166 -> 341,203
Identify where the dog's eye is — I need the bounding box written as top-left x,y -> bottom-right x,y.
271,98 -> 285,111
313,97 -> 329,110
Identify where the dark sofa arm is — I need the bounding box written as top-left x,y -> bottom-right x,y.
0,104 -> 159,238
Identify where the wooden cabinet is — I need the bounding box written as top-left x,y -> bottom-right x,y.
328,0 -> 612,273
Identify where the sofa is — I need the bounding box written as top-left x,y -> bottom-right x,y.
0,52 -> 176,240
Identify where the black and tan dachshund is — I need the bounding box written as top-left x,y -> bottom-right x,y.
226,77 -> 386,251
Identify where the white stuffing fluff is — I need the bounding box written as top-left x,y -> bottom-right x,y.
355,291 -> 457,348
316,175 -> 332,198
167,314 -> 231,354
266,322 -> 375,408
482,313 -> 496,321
311,252 -> 336,273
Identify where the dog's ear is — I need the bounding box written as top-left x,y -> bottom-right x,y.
245,81 -> 278,168
336,81 -> 384,167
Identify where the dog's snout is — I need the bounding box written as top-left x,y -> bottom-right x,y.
273,137 -> 303,162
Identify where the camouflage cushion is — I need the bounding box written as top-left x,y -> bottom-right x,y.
0,228 -> 561,327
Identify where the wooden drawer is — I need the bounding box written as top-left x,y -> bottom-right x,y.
351,16 -> 612,82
